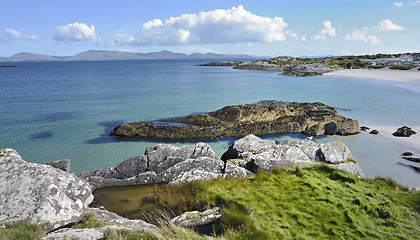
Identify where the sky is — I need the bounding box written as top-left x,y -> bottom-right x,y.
1,0 -> 419,57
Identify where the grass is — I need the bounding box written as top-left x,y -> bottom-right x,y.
151,165 -> 419,239
0,222 -> 45,240
72,211 -> 110,229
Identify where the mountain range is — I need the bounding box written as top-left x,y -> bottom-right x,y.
0,50 -> 259,62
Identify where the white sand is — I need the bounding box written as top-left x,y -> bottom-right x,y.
365,125 -> 420,153
325,68 -> 420,83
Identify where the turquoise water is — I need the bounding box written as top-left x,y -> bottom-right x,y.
1,59 -> 419,187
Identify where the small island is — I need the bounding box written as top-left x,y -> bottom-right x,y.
0,65 -> 17,67
110,100 -> 359,140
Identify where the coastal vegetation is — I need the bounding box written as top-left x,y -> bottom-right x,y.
389,65 -> 418,70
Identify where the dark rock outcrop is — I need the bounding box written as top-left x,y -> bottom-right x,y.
370,130 -> 379,135
0,148 -> 93,232
280,64 -> 333,77
110,100 -> 359,140
392,126 -> 417,137
221,135 -> 364,178
360,126 -> 370,131
234,61 -> 285,71
199,61 -> 243,66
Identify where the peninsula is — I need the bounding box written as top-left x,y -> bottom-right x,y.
110,100 -> 359,140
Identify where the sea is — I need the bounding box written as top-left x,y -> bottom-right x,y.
1,59 -> 419,188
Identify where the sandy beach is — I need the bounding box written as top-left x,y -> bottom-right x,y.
325,68 -> 420,83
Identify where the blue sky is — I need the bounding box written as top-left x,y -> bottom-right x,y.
1,0 -> 419,57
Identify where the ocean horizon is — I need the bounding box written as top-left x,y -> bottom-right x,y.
1,59 -> 419,188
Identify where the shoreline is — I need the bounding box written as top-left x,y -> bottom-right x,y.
363,125 -> 420,153
324,68 -> 420,83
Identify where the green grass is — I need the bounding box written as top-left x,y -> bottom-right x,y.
72,211 -> 109,229
0,222 -> 45,240
389,65 -> 418,70
152,165 -> 419,239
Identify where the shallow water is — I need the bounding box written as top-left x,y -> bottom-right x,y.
1,59 -> 419,187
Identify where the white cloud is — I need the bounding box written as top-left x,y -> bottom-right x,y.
54,22 -> 96,41
345,29 -> 380,44
393,2 -> 403,7
5,28 -> 43,41
99,5 -> 288,46
372,19 -> 404,31
312,20 -> 336,40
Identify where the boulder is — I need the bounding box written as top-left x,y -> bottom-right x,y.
45,159 -> 71,172
393,126 -> 417,137
42,228 -> 103,240
171,207 -> 221,227
0,148 -> 93,232
370,130 -> 379,135
221,135 -> 364,177
169,169 -> 222,186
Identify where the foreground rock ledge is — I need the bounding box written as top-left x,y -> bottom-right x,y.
0,148 -> 93,232
110,100 -> 359,140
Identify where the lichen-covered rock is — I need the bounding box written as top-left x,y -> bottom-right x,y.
171,207 -> 222,227
221,135 -> 364,177
42,228 -> 103,240
45,159 -> 71,172
110,100 -> 359,140
169,169 -> 223,186
0,148 -> 93,232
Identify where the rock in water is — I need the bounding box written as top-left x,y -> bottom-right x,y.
110,100 -> 359,140
0,148 -> 93,232
392,126 -> 417,137
45,159 -> 71,172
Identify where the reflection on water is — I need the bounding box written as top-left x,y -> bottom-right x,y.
93,184 -> 176,224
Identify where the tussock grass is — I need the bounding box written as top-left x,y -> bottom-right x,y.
72,211 -> 109,229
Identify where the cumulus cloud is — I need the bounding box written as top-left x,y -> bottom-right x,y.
372,19 -> 404,31
5,28 -> 43,41
99,5 -> 288,46
54,22 -> 96,41
345,28 -> 380,44
312,21 -> 336,40
393,2 -> 403,7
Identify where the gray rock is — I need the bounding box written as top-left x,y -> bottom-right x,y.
317,141 -> 354,164
223,164 -> 252,179
171,207 -> 221,227
45,159 -> 71,172
222,135 -> 364,177
0,148 -> 93,232
43,228 -> 103,240
393,126 -> 417,137
88,207 -> 157,231
155,157 -> 224,183
169,169 -> 222,186
146,142 -> 217,173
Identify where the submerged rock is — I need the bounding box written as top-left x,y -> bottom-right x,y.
221,135 -> 364,178
45,159 -> 71,172
0,148 -> 93,232
110,100 -> 359,140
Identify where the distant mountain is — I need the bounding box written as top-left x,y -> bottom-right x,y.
0,50 -> 259,62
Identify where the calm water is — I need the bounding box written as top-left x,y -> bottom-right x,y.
1,59 -> 419,187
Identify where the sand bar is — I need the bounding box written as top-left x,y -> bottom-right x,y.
325,68 -> 420,83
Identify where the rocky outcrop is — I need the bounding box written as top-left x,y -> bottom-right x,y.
79,142 -> 226,189
171,207 -> 221,227
199,61 -> 243,66
281,64 -> 333,77
234,61 -> 285,71
393,126 -> 417,137
0,148 -> 93,232
221,135 -> 364,178
110,100 -> 359,140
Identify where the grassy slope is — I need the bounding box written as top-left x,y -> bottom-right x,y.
154,165 -> 419,239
